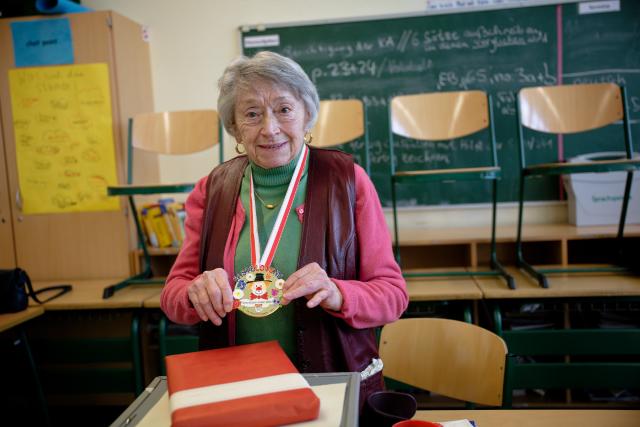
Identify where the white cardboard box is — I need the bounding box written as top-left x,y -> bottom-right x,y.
563,151 -> 640,226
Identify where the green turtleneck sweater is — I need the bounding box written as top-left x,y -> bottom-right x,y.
234,149 -> 308,361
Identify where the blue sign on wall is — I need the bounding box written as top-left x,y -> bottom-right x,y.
11,18 -> 74,67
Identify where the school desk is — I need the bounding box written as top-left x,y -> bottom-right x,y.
475,267 -> 640,406
30,279 -> 162,310
141,275 -> 484,308
475,266 -> 640,299
110,374 -> 360,427
0,306 -> 48,424
403,270 -> 483,323
26,279 -> 163,400
415,409 -> 640,426
0,306 -> 44,332
111,376 -> 640,427
144,273 -> 483,375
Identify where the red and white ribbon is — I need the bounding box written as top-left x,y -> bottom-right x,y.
170,373 -> 311,411
249,145 -> 309,268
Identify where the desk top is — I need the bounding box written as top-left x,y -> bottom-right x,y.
30,279 -> 162,310
0,306 -> 44,332
476,267 -> 640,299
143,292 -> 161,308
28,267 -> 640,311
143,274 -> 483,307
405,274 -> 483,301
415,409 -> 640,427
396,223 -> 640,245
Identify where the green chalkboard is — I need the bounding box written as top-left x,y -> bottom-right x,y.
242,1 -> 640,207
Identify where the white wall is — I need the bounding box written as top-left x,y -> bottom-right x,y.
83,0 -> 566,228
83,0 -> 426,182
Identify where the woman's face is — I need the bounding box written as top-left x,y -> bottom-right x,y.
234,80 -> 308,169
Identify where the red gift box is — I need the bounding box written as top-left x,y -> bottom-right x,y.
166,341 -> 320,427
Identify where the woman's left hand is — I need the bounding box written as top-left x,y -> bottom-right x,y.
281,262 -> 343,311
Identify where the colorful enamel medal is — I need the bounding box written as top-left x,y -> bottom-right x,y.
232,266 -> 284,317
232,145 -> 309,318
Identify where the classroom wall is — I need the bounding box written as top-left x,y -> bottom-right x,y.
82,0 -> 566,228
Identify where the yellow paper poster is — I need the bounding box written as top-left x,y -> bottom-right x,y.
9,63 -> 120,214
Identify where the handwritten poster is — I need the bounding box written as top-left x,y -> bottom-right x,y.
9,63 -> 120,214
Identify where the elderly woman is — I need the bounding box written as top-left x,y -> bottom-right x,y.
161,51 -> 408,406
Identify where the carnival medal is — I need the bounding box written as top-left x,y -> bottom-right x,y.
232,267 -> 284,317
233,145 -> 309,317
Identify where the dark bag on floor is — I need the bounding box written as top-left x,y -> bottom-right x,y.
0,268 -> 72,313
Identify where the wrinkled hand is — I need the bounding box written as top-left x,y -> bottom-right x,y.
187,268 -> 233,325
281,263 -> 343,311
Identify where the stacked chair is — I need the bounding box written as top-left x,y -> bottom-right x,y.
311,99 -> 370,174
105,110 -> 222,298
388,90 -> 514,288
515,83 -> 639,288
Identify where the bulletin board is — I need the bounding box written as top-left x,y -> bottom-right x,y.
9,62 -> 119,214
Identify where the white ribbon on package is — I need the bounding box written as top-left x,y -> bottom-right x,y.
169,372 -> 311,411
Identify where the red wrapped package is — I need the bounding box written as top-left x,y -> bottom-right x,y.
166,341 -> 320,427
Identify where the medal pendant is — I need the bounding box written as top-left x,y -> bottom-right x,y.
232,265 -> 285,318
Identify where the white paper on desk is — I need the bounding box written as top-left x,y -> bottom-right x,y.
134,383 -> 347,427
293,383 -> 347,426
440,420 -> 474,427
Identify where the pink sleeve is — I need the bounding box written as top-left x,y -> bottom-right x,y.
329,165 -> 408,328
160,176 -> 208,325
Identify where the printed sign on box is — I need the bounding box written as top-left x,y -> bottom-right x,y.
563,151 -> 640,226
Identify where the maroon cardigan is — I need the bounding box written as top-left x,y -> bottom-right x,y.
198,147 -> 383,405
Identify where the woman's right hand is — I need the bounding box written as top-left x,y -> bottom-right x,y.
187,268 -> 234,325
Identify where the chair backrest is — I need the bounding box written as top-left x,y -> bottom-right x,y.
131,110 -> 220,154
390,90 -> 490,141
310,99 -> 370,174
311,99 -> 365,148
518,83 -> 623,134
379,318 -> 507,407
127,109 -> 221,184
502,328 -> 640,407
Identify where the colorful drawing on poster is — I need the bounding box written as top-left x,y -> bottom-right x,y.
9,63 -> 120,214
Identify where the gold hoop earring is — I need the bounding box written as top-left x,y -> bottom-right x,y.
235,143 -> 245,155
303,132 -> 313,145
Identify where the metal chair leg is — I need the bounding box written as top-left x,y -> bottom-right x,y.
20,328 -> 51,427
159,315 -> 168,376
515,175 -> 548,288
617,171 -> 633,263
391,177 -> 401,265
130,314 -> 143,395
491,257 -> 516,290
490,180 -> 515,289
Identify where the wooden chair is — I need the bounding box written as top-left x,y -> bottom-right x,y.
311,99 -> 370,174
379,317 -> 508,407
105,110 -> 222,298
389,91 -> 514,288
493,306 -> 640,407
515,83 -> 640,288
158,315 -> 198,375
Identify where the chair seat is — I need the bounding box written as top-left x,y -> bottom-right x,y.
107,183 -> 195,196
524,158 -> 640,177
394,166 -> 500,183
